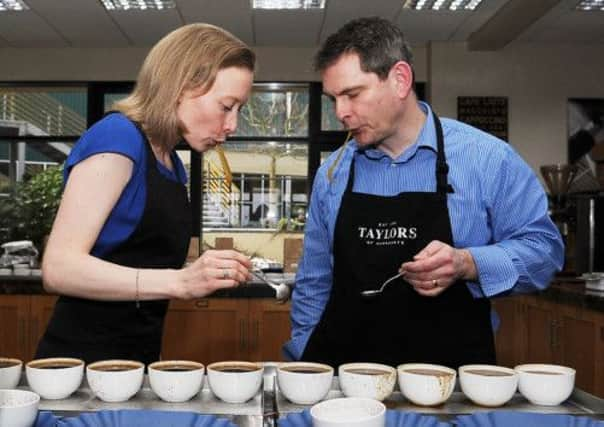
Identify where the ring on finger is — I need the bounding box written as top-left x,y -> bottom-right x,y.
432,279 -> 438,288
223,269 -> 230,280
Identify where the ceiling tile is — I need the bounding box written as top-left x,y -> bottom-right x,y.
108,8 -> 183,45
396,11 -> 467,43
254,9 -> 324,46
518,0 -> 604,43
0,10 -> 67,47
176,0 -> 254,45
0,0 -> 601,49
320,0 -> 402,42
449,0 -> 511,40
24,0 -> 129,47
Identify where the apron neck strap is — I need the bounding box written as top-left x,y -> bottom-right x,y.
432,111 -> 450,195
344,110 -> 450,195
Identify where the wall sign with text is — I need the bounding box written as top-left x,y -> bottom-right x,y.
457,96 -> 508,141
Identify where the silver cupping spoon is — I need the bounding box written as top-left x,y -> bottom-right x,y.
361,272 -> 404,298
250,269 -> 291,303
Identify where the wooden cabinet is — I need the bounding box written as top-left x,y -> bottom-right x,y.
0,295 -> 30,361
0,293 -> 293,365
596,314 -> 604,398
29,295 -> 58,358
492,296 -> 526,368
557,304 -> 600,396
0,294 -> 57,362
495,295 -> 604,398
524,296 -> 557,364
162,298 -> 248,363
248,299 -> 291,362
162,298 -> 291,364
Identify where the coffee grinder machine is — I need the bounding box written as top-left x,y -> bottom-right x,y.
540,164 -> 578,272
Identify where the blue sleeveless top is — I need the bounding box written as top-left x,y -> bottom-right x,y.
64,113 -> 188,257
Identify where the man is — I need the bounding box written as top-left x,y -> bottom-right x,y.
283,17 -> 564,369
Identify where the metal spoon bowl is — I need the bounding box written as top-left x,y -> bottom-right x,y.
361,272 -> 404,298
250,270 -> 291,303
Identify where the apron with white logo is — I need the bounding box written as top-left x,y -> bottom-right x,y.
302,112 -> 495,369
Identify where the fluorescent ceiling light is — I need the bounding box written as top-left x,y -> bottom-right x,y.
99,0 -> 176,10
576,0 -> 604,11
403,0 -> 483,11
0,0 -> 29,11
252,0 -> 326,10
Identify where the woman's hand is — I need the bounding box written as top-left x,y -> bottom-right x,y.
176,250 -> 252,299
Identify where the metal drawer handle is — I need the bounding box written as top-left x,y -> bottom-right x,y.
195,299 -> 209,308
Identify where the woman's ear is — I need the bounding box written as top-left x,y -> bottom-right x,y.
390,61 -> 414,99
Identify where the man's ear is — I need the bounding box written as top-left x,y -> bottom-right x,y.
390,61 -> 414,99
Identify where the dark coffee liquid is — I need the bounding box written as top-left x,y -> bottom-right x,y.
524,370 -> 563,375
0,361 -> 19,368
33,362 -> 81,369
92,365 -> 136,372
404,368 -> 452,377
281,367 -> 330,374
213,367 -> 256,373
346,368 -> 390,376
157,366 -> 195,372
466,369 -> 512,377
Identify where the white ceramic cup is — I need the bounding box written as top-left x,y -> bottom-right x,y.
86,359 -> 144,403
0,358 -> 22,389
0,389 -> 40,427
25,357 -> 84,400
397,363 -> 456,406
277,362 -> 333,405
148,360 -> 204,403
310,397 -> 386,427
458,364 -> 518,407
207,361 -> 263,404
338,363 -> 396,402
514,363 -> 575,406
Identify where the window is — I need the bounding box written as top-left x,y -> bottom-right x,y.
203,83 -> 311,232
321,94 -> 345,131
201,83 -> 312,265
0,85 -> 86,245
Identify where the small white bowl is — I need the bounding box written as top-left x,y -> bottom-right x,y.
459,364 -> 518,407
515,364 -> 575,406
277,362 -> 333,405
338,363 -> 396,401
0,358 -> 22,389
0,389 -> 40,427
26,358 -> 84,400
397,363 -> 456,406
207,361 -> 263,403
87,360 -> 144,403
310,397 -> 386,427
148,360 -> 204,403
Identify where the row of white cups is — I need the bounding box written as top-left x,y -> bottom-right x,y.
1,357 -> 576,408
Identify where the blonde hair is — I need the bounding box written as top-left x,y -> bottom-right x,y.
114,23 -> 255,150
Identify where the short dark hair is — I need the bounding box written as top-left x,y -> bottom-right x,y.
314,16 -> 414,81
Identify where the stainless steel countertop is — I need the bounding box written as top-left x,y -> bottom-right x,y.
16,365 -> 604,426
276,377 -> 604,417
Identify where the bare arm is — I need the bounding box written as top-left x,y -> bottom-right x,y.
42,153 -> 250,301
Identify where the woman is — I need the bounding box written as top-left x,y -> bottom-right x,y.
36,23 -> 255,364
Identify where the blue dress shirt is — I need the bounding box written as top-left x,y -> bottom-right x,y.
284,102 -> 564,360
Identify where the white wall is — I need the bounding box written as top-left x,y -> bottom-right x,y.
0,45 -> 428,82
429,42 -> 604,172
2,41 -> 604,173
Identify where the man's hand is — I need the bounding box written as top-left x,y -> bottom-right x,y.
400,240 -> 477,297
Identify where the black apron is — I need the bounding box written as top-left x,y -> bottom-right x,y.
302,112 -> 495,369
36,119 -> 192,365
